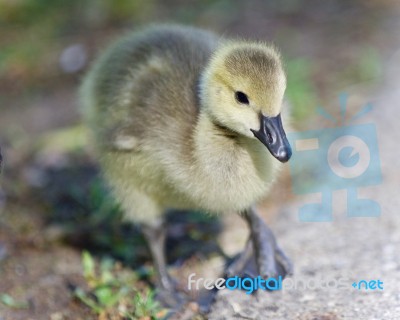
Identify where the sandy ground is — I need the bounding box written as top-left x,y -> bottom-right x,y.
208,42 -> 400,320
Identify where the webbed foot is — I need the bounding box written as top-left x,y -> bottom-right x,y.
226,207 -> 292,280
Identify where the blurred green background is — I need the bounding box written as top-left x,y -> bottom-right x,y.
0,0 -> 394,133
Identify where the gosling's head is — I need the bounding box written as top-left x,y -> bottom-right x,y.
200,41 -> 292,162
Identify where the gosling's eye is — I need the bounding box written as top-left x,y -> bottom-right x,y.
235,91 -> 249,105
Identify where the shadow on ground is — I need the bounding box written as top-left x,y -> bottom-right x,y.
33,152 -> 224,273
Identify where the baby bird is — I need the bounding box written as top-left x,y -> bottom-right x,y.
81,24 -> 292,304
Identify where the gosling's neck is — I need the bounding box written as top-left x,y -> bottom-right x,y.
193,111 -> 264,163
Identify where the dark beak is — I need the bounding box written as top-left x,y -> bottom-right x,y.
250,113 -> 292,163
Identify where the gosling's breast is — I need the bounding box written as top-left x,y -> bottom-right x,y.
190,141 -> 279,212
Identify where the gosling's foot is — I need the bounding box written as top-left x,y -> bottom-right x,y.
225,238 -> 292,283
232,207 -> 293,280
252,218 -> 292,279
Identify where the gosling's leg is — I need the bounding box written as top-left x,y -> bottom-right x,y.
141,221 -> 185,307
229,207 -> 292,279
244,207 -> 292,278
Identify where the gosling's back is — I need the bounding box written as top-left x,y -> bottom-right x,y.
82,25 -> 218,153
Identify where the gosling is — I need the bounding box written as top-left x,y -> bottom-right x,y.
81,24 -> 292,304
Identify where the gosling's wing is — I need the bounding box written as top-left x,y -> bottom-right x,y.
81,25 -> 218,152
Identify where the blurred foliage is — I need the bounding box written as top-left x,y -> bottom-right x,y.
0,294 -> 29,309
285,58 -> 318,122
0,0 -> 153,27
0,0 -> 387,124
0,0 -> 311,123
284,46 -> 383,123
0,0 -> 154,87
0,0 -> 227,88
342,46 -> 383,84
75,251 -> 165,319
